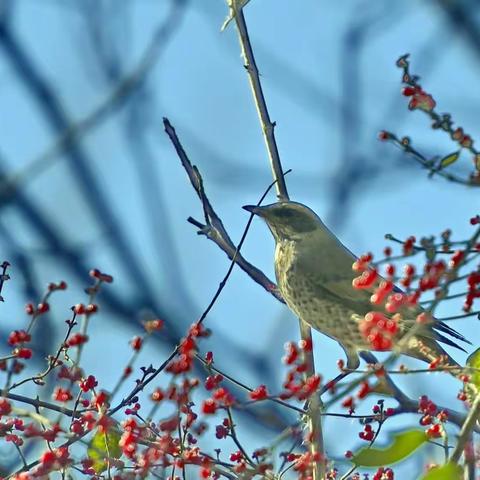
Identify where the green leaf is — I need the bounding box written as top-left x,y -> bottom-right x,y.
87,427 -> 122,473
420,463 -> 463,480
352,430 -> 427,467
467,347 -> 480,388
439,151 -> 460,169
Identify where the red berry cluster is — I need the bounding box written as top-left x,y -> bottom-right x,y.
359,312 -> 399,351
25,302 -> 49,316
37,447 -> 71,476
352,268 -> 378,289
47,281 -> 67,292
419,260 -> 446,291
66,332 -> 88,347
89,268 -> 114,283
400,264 -> 415,288
130,336 -> 143,351
402,85 -> 436,112
418,395 -> 447,438
401,236 -> 416,255
166,323 -> 210,375
53,387 -> 73,402
359,423 -> 375,442
8,329 -> 33,359
457,374 -> 473,403
249,384 -> 269,401
279,341 -> 322,401
352,253 -> 373,272
201,386 -> 235,415
8,330 -> 31,345
452,127 -> 473,149
79,374 -> 98,392
373,467 -> 394,480
464,271 -> 480,312
73,303 -> 98,315
370,280 -> 393,306
288,451 -> 323,480
204,373 -> 223,391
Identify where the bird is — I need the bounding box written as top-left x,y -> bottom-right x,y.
243,201 -> 469,372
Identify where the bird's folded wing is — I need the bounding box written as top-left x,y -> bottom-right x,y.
298,246 -> 470,350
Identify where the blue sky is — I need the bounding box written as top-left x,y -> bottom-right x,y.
1,0 -> 480,477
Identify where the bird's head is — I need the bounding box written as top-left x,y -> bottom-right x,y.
243,201 -> 322,241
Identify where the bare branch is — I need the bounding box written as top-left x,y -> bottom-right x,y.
228,3 -> 324,477
163,117 -> 284,303
230,4 -> 289,201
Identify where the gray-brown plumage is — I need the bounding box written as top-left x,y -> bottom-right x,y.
244,201 -> 468,370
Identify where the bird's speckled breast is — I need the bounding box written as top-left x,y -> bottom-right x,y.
274,239 -> 369,349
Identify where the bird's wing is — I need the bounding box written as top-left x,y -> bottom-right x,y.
296,238 -> 375,313
297,234 -> 470,350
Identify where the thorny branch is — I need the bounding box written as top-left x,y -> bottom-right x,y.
229,3 -> 288,202
228,3 -> 324,478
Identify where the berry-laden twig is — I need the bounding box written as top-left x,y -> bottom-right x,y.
379,54 -> 480,185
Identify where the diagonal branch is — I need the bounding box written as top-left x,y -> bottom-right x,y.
163,117 -> 284,303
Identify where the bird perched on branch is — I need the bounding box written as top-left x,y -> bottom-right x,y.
243,201 -> 469,371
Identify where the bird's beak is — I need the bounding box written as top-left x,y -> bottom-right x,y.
242,205 -> 263,216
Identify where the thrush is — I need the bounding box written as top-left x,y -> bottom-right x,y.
243,201 -> 469,370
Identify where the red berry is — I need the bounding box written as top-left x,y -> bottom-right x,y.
426,423 -> 442,438
378,131 -> 390,141
250,385 -> 268,401
25,303 -> 35,315
202,399 -> 218,415
14,348 -> 32,359
86,304 -> 98,314
37,302 -> 49,314
402,86 -> 417,96
130,336 -> 143,351
73,304 -> 86,315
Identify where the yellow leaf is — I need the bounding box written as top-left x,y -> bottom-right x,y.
439,151 -> 460,169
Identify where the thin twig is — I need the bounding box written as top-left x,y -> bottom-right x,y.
231,5 -> 288,201
5,392 -> 84,418
109,169 -> 284,416
195,352 -> 306,414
